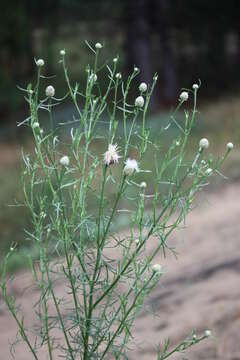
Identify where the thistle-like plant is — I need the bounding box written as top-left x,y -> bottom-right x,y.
1,42 -> 233,360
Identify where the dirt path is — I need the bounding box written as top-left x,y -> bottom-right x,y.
1,183 -> 240,359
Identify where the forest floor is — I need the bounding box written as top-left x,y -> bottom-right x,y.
1,181 -> 240,359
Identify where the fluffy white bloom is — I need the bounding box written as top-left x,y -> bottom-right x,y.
124,158 -> 139,176
192,83 -> 199,90
32,122 -> 40,129
113,57 -> 118,63
36,59 -> 44,67
104,144 -> 120,166
204,330 -> 212,337
134,66 -> 139,72
60,49 -> 66,56
139,82 -> 147,92
135,95 -> 145,108
152,264 -> 162,274
140,181 -> 147,189
45,85 -> 55,97
199,138 -> 209,149
115,73 -> 122,80
95,42 -> 103,49
206,168 -> 212,175
226,142 -> 233,150
60,156 -> 70,166
179,91 -> 189,101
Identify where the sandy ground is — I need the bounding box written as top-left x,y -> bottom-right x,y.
1,182 -> 240,359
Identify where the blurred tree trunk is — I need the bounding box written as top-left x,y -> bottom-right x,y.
153,0 -> 177,103
125,0 -> 158,109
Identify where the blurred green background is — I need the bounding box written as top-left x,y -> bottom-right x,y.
0,0 -> 239,270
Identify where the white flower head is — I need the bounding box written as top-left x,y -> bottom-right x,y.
45,85 -> 55,98
36,59 -> 44,67
60,155 -> 70,167
95,42 -> 103,49
139,82 -> 148,92
152,264 -> 162,274
226,142 -> 233,150
204,330 -> 212,337
124,158 -> 139,176
60,49 -> 66,56
206,168 -> 212,176
104,144 -> 120,166
199,138 -> 209,149
115,73 -> 122,80
134,66 -> 139,72
192,83 -> 199,90
140,181 -> 147,189
135,95 -> 145,108
113,57 -> 118,63
179,91 -> 188,101
32,122 -> 40,129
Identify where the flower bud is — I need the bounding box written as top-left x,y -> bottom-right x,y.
206,168 -> 212,176
113,57 -> 118,63
192,83 -> 199,90
32,122 -> 40,129
152,264 -> 162,274
36,59 -> 44,67
115,73 -> 122,80
45,85 -> 55,98
135,96 -> 145,108
60,156 -> 70,166
179,91 -> 188,101
226,142 -> 233,151
89,73 -> 97,83
139,82 -> 147,92
204,330 -> 211,337
199,138 -> 209,149
140,181 -> 147,189
95,42 -> 103,49
60,49 -> 66,56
